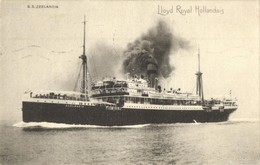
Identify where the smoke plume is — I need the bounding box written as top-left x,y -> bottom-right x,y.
122,20 -> 190,78
88,42 -> 123,80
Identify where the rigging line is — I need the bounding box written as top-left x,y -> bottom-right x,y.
50,45 -> 82,54
20,59 -> 82,90
73,63 -> 83,92
87,65 -> 93,82
51,49 -> 74,54
50,45 -> 81,54
13,45 -> 41,52
34,56 -> 81,91
191,85 -> 195,94
87,54 -> 98,79
13,44 -> 80,56
112,29 -> 119,57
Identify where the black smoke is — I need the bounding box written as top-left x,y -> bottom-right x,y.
122,20 -> 190,78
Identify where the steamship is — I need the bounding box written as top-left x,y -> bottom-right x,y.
22,19 -> 238,126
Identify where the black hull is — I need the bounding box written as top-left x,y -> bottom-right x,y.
22,102 -> 236,126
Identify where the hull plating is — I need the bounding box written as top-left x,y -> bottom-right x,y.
22,102 -> 236,126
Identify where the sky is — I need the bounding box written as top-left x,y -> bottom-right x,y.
0,0 -> 259,121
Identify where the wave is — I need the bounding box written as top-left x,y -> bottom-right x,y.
229,118 -> 259,122
13,118 -> 258,130
12,121 -> 150,130
150,122 -> 203,128
151,119 -> 259,127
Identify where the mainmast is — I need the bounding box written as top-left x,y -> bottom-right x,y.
79,16 -> 88,99
195,47 -> 204,102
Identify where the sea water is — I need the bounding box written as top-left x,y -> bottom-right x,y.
0,119 -> 259,165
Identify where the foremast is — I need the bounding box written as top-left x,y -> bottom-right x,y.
196,47 -> 204,103
79,16 -> 88,100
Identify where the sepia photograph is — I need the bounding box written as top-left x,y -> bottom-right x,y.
0,0 -> 259,164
